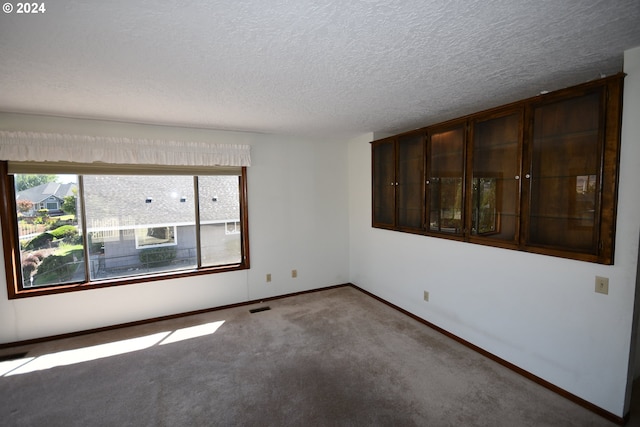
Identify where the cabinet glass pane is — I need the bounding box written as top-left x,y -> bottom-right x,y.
528,91 -> 601,252
372,140 -> 395,227
471,113 -> 520,242
428,127 -> 464,234
397,134 -> 424,230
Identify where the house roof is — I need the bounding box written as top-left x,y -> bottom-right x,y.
16,182 -> 76,205
83,175 -> 239,230
0,2 -> 639,137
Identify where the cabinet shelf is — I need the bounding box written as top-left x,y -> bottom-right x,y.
530,175 -> 597,180
473,139 -> 519,151
533,129 -> 598,142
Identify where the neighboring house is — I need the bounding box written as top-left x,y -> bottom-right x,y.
82,175 -> 241,276
16,182 -> 77,216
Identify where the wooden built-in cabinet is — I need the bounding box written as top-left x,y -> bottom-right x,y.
371,74 -> 624,264
372,133 -> 425,232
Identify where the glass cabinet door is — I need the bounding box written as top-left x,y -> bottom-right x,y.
370,74 -> 621,264
427,125 -> 465,236
526,90 -> 603,253
372,138 -> 396,228
397,133 -> 425,231
469,111 -> 522,245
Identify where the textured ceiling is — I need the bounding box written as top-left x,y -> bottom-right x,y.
1,0 -> 639,138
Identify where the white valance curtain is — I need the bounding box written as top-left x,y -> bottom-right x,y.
0,131 -> 251,167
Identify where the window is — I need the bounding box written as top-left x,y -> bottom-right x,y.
1,163 -> 250,298
135,227 -> 177,249
225,221 -> 241,235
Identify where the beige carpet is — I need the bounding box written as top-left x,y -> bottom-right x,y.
0,286 -> 623,426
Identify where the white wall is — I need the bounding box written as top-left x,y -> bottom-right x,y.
0,114 -> 350,343
348,46 -> 640,417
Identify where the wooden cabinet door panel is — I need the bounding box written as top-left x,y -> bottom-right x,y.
397,133 -> 425,231
526,90 -> 602,253
427,125 -> 465,236
372,139 -> 396,228
470,111 -> 522,245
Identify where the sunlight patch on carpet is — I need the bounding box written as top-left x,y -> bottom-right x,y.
0,357 -> 36,376
4,332 -> 171,376
1,320 -> 225,377
159,320 -> 225,345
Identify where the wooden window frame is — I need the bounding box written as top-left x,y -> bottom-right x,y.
1,162 -> 251,299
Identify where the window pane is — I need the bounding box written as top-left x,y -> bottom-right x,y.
428,127 -> 465,234
528,92 -> 601,252
15,174 -> 84,288
84,175 -> 197,280
198,176 -> 242,266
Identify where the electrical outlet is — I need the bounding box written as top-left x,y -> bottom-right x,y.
595,276 -> 609,295
291,269 -> 297,278
423,291 -> 429,302
266,273 -> 271,283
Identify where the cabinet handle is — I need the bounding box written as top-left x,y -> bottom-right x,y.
515,175 -> 520,180
426,180 -> 430,184
390,182 -> 394,186
525,174 -> 531,179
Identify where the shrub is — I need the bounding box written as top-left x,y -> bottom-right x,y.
46,225 -> 82,245
139,246 -> 177,267
67,234 -> 83,245
69,248 -> 84,259
24,232 -> 54,251
50,225 -> 77,239
46,218 -> 62,230
37,253 -> 75,278
47,217 -> 72,228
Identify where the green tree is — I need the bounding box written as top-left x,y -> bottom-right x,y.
15,174 -> 56,191
61,192 -> 77,215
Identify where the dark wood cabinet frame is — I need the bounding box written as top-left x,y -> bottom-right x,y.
371,74 -> 624,265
